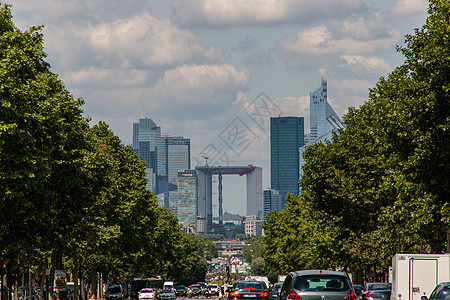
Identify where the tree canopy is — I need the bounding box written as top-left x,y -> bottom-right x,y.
263,0 -> 449,281
0,4 -> 215,299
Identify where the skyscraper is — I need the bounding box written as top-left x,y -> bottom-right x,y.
132,118 -> 162,193
177,169 -> 197,229
300,80 -> 345,177
163,136 -> 190,214
263,189 -> 281,220
309,80 -> 344,142
270,117 -> 305,208
132,118 -> 190,211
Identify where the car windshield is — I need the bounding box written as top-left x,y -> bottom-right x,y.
161,289 -> 173,293
107,286 -> 122,293
141,289 -> 153,293
293,275 -> 350,291
234,282 -> 266,290
367,284 -> 391,291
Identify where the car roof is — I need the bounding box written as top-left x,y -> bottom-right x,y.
290,270 -> 349,277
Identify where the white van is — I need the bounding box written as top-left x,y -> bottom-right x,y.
163,281 -> 174,291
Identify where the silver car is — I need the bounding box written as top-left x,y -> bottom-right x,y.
280,270 -> 357,300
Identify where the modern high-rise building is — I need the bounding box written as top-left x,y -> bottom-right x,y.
132,118 -> 162,193
309,80 -> 344,142
132,118 -> 190,212
300,80 -> 345,177
270,117 -> 305,208
176,169 -> 197,229
162,136 -> 190,214
263,189 -> 281,220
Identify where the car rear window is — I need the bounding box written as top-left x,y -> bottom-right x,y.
234,282 -> 266,290
293,275 -> 350,291
367,284 -> 391,291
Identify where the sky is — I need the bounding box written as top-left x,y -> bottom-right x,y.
10,0 -> 428,216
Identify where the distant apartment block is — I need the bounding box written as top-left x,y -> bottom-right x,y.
245,215 -> 263,236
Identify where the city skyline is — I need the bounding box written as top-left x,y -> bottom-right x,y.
11,0 -> 429,215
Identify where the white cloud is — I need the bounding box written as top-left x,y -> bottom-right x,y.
391,0 -> 428,20
279,25 -> 401,56
66,67 -> 150,87
79,13 -> 227,68
340,55 -> 392,74
169,0 -> 363,28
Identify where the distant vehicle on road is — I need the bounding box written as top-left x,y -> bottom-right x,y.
157,289 -> 176,300
229,280 -> 269,300
106,284 -> 124,300
208,284 -> 219,296
188,284 -> 202,298
271,282 -> 283,300
139,288 -> 156,300
359,283 -> 391,300
420,282 -> 450,300
279,270 -> 357,300
131,278 -> 164,300
174,286 -> 187,297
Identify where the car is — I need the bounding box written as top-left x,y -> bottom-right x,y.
359,283 -> 391,300
208,284 -> 220,296
106,285 -> 124,300
279,270 -> 357,300
157,289 -> 176,300
188,284 -> 202,298
271,282 -> 283,300
353,285 -> 363,297
175,286 -> 187,297
421,282 -> 450,300
139,288 -> 156,300
229,280 -> 269,300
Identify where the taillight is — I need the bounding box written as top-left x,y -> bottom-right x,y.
230,291 -> 240,297
259,292 -> 269,297
345,290 -> 357,300
288,290 -> 301,300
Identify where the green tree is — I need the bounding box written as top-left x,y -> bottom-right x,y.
263,0 -> 450,280
0,4 -> 90,298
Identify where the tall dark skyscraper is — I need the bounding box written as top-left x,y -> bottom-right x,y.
270,117 -> 305,209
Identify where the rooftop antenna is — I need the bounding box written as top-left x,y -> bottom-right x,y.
201,155 -> 209,167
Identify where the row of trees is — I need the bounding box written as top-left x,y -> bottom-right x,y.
263,0 -> 449,283
0,4 -> 216,300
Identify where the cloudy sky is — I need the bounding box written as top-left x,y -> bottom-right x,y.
11,0 -> 428,216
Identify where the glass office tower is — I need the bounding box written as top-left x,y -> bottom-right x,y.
177,170 -> 197,229
270,117 -> 305,209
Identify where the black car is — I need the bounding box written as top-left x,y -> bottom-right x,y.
229,281 -> 269,300
106,285 -> 124,300
359,283 -> 391,300
175,286 -> 187,297
271,282 -> 283,300
421,282 -> 450,300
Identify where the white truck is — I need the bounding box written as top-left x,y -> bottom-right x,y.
390,253 -> 450,300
